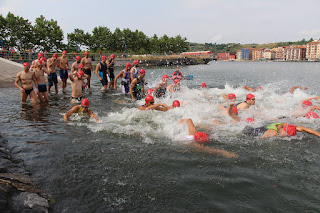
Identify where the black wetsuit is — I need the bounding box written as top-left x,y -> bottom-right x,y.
133,77 -> 144,100
155,85 -> 167,98
99,62 -> 108,86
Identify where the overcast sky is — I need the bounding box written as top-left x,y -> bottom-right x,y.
1,0 -> 320,44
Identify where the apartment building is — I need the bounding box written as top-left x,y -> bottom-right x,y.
284,45 -> 306,61
306,40 -> 320,61
263,49 -> 276,60
275,46 -> 286,61
252,48 -> 265,60
236,50 -> 242,61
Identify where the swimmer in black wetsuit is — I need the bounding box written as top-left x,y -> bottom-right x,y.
94,55 -> 108,91
130,69 -> 146,101
154,74 -> 169,98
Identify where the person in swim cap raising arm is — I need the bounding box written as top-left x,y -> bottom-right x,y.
63,98 -> 101,123
178,118 -> 238,158
138,95 -> 170,111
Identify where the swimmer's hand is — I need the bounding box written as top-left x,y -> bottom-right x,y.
96,119 -> 102,123
20,88 -> 25,93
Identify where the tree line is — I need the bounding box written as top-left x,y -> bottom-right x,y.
0,12 -> 189,55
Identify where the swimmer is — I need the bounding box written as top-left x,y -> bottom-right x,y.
14,62 -> 38,104
107,54 -> 116,89
71,56 -> 81,74
154,74 -> 169,98
63,98 -> 101,123
243,85 -> 263,92
282,86 -> 308,96
30,52 -> 43,71
130,60 -> 140,81
130,69 -> 146,101
138,95 -> 169,111
167,79 -> 181,94
201,83 -> 207,88
221,93 -> 236,101
228,105 -> 320,138
69,69 -> 88,103
57,50 -> 69,93
34,58 -> 50,102
291,97 -> 320,118
171,67 -> 183,80
235,94 -> 256,110
146,88 -> 154,96
47,53 -> 59,94
94,55 -> 108,91
178,118 -> 238,158
114,62 -> 131,94
80,51 -> 93,88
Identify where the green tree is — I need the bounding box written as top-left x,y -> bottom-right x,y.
33,15 -> 64,51
4,12 -> 34,51
90,26 -> 112,51
67,28 -> 91,50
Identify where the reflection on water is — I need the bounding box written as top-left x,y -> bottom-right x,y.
0,62 -> 320,212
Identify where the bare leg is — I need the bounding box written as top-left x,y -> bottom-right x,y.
87,76 -> 91,88
38,92 -> 44,102
29,91 -> 37,104
21,92 -> 27,103
43,91 -> 49,101
54,83 -> 58,94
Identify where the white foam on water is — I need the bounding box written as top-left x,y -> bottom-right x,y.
88,82 -> 320,143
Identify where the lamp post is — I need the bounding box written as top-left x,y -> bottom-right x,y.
125,44 -> 127,58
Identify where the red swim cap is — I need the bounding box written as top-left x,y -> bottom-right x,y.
38,53 -> 43,57
101,55 -> 107,60
76,56 -> 81,61
201,83 -> 207,88
172,100 -> 180,108
110,54 -> 115,59
99,51 -> 102,54
257,86 -> 263,91
302,100 -> 313,108
53,54 -> 58,58
194,132 -> 209,143
133,60 -> 139,65
232,106 -> 238,115
228,93 -> 236,100
306,111 -> 319,119
146,89 -> 154,95
246,94 -> 255,100
125,62 -> 132,68
23,62 -> 30,67
174,79 -> 180,85
77,70 -> 84,77
162,74 -> 169,80
62,50 -> 67,55
37,60 -> 42,65
81,98 -> 90,107
283,124 -> 297,136
78,64 -> 84,69
139,69 -> 146,75
246,117 -> 255,123
145,95 -> 154,103
40,57 -> 46,62
84,51 -> 89,55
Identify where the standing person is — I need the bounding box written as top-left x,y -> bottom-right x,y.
47,53 -> 59,94
69,69 -> 88,103
63,98 -> 101,123
94,55 -> 108,91
14,62 -> 38,104
107,54 -> 115,89
81,51 -> 93,88
71,56 -> 81,74
171,67 -> 183,80
130,60 -> 140,81
154,74 -> 169,98
57,50 -> 70,93
130,69 -> 146,101
113,62 -> 131,94
34,58 -> 49,102
30,52 -> 43,71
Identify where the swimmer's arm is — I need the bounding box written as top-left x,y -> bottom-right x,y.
32,72 -> 38,88
66,58 -> 70,70
130,67 -> 135,82
228,104 -> 241,122
167,85 -> 174,93
63,106 -> 79,121
154,103 -> 169,111
14,73 -> 23,91
70,63 -> 76,73
141,81 -> 145,96
94,63 -> 102,80
218,104 -> 227,111
202,91 -> 213,100
302,96 -> 320,103
242,85 -> 255,91
146,104 -> 163,110
47,59 -> 54,67
83,74 -> 89,80
309,105 -> 320,111
88,110 -> 101,123
68,73 -> 75,82
262,130 -> 278,138
113,71 -> 123,90
221,94 -> 228,100
190,142 -> 239,158
43,67 -> 50,75
296,126 -> 320,138
129,79 -> 137,100
178,118 -> 198,135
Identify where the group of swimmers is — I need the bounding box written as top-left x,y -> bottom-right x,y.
14,51 -> 320,158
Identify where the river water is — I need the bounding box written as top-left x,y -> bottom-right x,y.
1,61 -> 320,212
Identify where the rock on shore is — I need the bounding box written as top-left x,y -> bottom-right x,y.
0,134 -> 50,212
